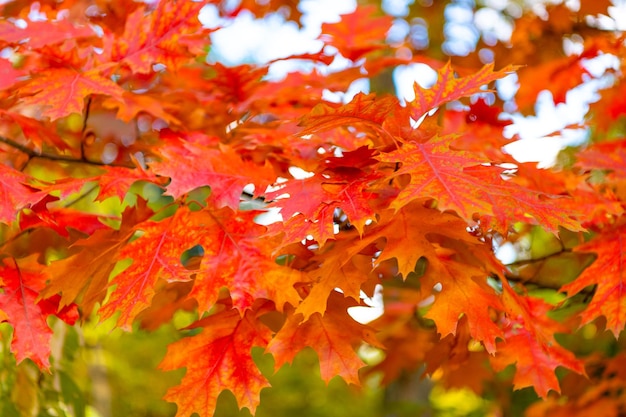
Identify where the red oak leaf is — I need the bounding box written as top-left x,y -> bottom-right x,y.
490,280 -> 585,397
577,139 -> 626,180
409,62 -> 517,121
369,203 -> 503,352
377,135 -> 583,232
298,93 -> 400,140
19,196 -> 108,237
372,203 -> 479,278
0,110 -> 69,151
44,166 -> 157,203
41,201 -> 153,314
0,164 -> 45,224
0,256 -> 78,370
108,1 -> 208,74
150,131 -> 275,209
0,58 -> 25,91
320,5 -> 393,61
0,19 -> 94,49
99,207 -> 209,329
421,249 -> 503,354
268,167 -> 379,242
516,57 -> 590,108
267,293 -> 381,385
561,223 -> 626,337
189,206 -> 303,314
159,308 -> 272,417
18,68 -> 125,120
295,232 -> 382,320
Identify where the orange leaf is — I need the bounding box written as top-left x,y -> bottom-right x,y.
0,110 -> 69,151
409,62 -> 517,121
370,203 -> 503,351
373,203 -> 478,278
159,308 -> 271,417
0,164 -> 45,224
295,233 -> 381,319
516,57 -> 589,107
0,19 -> 94,49
190,206 -> 303,314
18,68 -> 124,120
0,256 -> 78,370
0,58 -> 25,91
577,139 -> 626,180
298,93 -> 399,138
109,1 -> 207,74
268,148 -> 381,241
45,166 -> 157,203
422,255 -> 503,354
267,292 -> 380,385
41,201 -> 153,313
561,223 -> 626,337
150,131 -> 276,209
377,135 -> 584,232
491,280 -> 585,397
98,207 -> 208,329
320,5 -> 393,61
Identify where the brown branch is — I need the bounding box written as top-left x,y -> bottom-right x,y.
0,135 -> 131,168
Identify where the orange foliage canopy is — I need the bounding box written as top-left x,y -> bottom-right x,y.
0,1 -> 625,416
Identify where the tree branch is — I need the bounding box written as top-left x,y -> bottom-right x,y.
0,135 -> 129,167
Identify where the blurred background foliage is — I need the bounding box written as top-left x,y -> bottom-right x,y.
0,316 -> 500,417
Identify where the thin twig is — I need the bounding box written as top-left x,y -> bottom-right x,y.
63,183 -> 100,208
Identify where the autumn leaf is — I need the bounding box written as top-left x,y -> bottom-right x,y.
424,318 -> 493,395
108,0 -> 208,74
294,231 -> 381,320
0,19 -> 94,49
159,307 -> 272,417
18,68 -> 125,120
408,62 -> 517,121
236,0 -> 303,25
372,203 -> 478,278
0,164 -> 45,224
186,205 -> 302,314
421,253 -> 503,354
491,280 -> 585,397
320,5 -> 393,61
41,201 -> 153,314
516,57 -> 590,107
98,207 -> 209,330
19,196 -> 108,237
0,110 -> 69,151
267,149 -> 381,242
103,91 -> 180,125
0,256 -> 78,370
44,166 -> 157,203
268,292 -> 381,385
367,310 -> 437,384
150,131 -> 276,209
367,203 -> 503,351
298,93 -> 399,139
561,223 -> 626,337
377,135 -> 584,232
0,58 -> 25,91
577,139 -> 626,180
